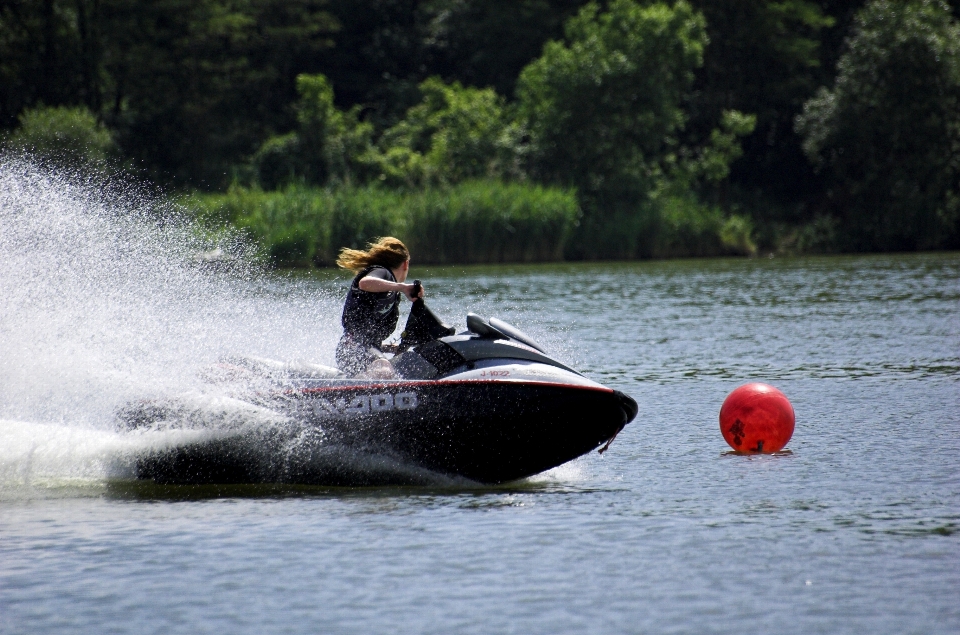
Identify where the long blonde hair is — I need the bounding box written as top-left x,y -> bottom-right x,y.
336,236 -> 410,273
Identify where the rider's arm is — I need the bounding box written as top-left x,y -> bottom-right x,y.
358,276 -> 424,301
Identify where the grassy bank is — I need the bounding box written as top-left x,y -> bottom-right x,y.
179,180 -> 760,266
181,181 -> 580,266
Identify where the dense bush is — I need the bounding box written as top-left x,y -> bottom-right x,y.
375,77 -> 523,188
296,74 -> 376,187
653,191 -> 756,258
4,105 -> 115,170
10,0 -> 957,258
796,0 -> 960,251
16,1 -> 943,258
251,74 -> 522,191
687,0 -> 836,220
250,133 -> 301,192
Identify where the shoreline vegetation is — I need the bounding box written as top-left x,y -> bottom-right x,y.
179,181 -> 760,267
4,1 -> 960,266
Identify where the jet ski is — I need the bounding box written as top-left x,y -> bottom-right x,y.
121,288 -> 638,486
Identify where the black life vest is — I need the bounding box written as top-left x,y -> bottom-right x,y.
340,265 -> 400,347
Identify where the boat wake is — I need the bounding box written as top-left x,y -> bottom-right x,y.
0,157 -> 468,493
1,157 -> 624,493
0,406 -> 474,500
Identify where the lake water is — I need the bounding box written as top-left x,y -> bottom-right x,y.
1,163 -> 958,634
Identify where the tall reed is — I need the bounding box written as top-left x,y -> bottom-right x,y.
181,181 -> 580,266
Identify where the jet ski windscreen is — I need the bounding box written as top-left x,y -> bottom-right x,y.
466,313 -> 504,340
488,317 -> 546,353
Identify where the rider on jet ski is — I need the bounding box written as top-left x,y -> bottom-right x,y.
336,237 -> 424,377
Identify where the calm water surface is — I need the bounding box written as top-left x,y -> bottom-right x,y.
2,253 -> 958,634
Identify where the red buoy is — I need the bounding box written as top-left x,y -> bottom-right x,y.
720,383 -> 795,453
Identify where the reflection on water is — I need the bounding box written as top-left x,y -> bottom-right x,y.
1,160 -> 958,634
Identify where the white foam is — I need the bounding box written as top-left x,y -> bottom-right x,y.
0,157 -> 588,491
0,157 -> 342,488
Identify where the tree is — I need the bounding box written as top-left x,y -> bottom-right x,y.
4,105 -> 115,170
686,0 -> 835,219
375,77 -> 520,187
0,1 -> 339,188
314,1 -> 590,130
515,0 -> 709,256
313,0 -> 432,130
99,0 -> 338,189
517,0 -> 707,195
796,0 -> 960,251
421,0 -> 588,98
295,74 -> 375,186
252,73 -> 374,189
0,0 -> 104,129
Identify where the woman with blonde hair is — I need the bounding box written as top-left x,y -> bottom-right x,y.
335,237 -> 424,377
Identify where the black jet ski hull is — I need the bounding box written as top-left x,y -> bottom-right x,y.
130,380 -> 636,486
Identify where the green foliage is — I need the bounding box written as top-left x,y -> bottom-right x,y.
717,214 -> 757,256
98,0 -> 337,188
516,0 -> 718,258
5,105 -> 115,170
180,181 -> 579,266
403,181 -> 579,263
184,179 -> 761,264
375,77 -> 522,187
702,111 -> 758,183
180,186 -> 334,266
251,133 -> 301,192
676,110 -> 758,185
253,75 -> 524,191
312,1 -> 588,132
781,215 -> 841,254
687,0 -> 836,217
796,0 -> 960,251
251,74 -> 376,190
13,0 -> 956,258
517,0 -> 707,197
325,187 -> 408,261
0,1 -> 105,130
651,189 -> 756,258
415,1 -> 589,99
556,190 -> 665,259
296,74 -> 376,186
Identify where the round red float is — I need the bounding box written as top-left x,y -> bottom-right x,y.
719,383 -> 795,453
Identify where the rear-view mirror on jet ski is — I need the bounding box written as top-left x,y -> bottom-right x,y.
395,280 -> 456,353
